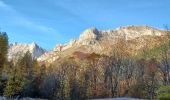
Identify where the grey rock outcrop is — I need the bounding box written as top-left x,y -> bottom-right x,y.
8,42 -> 46,60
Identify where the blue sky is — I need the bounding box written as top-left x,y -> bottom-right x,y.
0,0 -> 170,50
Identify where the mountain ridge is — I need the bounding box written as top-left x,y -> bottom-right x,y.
8,25 -> 167,63
37,25 -> 167,63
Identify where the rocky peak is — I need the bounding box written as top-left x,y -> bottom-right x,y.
29,42 -> 38,50
53,44 -> 63,52
79,25 -> 164,42
116,25 -> 163,36
79,27 -> 99,41
30,42 -> 37,47
101,25 -> 164,40
8,42 -> 46,60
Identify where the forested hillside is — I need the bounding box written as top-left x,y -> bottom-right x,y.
0,31 -> 170,100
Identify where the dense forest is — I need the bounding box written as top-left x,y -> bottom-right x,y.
0,31 -> 170,100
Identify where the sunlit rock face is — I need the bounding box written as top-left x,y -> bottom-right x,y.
8,42 -> 46,60
37,25 -> 166,63
78,25 -> 164,46
79,27 -> 99,41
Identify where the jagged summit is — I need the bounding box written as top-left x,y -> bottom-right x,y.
115,25 -> 160,30
30,41 -> 37,46
10,42 -> 37,46
79,27 -> 99,41
8,42 -> 46,60
79,25 -> 163,42
78,25 -> 164,44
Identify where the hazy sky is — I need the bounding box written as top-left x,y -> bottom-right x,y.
0,0 -> 170,49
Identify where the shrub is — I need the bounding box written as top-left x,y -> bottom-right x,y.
128,84 -> 147,99
156,86 -> 170,100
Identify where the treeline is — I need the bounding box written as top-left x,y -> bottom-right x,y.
0,32 -> 170,100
